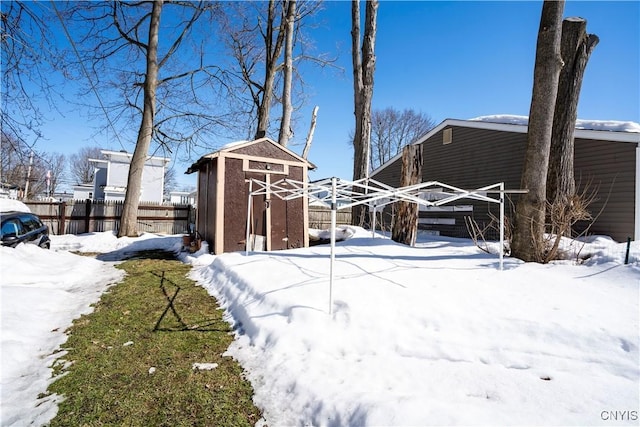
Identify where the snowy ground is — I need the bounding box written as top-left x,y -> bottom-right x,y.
1,225 -> 638,426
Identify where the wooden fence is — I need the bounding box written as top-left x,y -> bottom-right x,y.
25,200 -> 194,236
23,201 -> 358,236
308,206 -> 352,229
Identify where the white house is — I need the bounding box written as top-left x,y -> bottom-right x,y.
72,183 -> 94,200
168,190 -> 196,206
81,150 -> 170,203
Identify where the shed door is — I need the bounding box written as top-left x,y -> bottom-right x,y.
246,172 -> 292,251
270,194 -> 288,250
246,172 -> 267,251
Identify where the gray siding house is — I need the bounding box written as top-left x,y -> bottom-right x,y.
371,116 -> 640,242
83,150 -> 170,203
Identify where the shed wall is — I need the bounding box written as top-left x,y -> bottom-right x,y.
196,159 -> 218,247
283,165 -> 306,250
224,158 -> 253,253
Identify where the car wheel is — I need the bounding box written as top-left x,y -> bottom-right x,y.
40,240 -> 50,249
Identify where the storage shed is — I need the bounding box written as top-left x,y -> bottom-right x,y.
371,116 -> 640,242
186,137 -> 315,254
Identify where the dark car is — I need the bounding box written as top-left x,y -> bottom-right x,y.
0,211 -> 50,249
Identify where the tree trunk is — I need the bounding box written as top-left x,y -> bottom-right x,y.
302,106 -> 319,159
547,17 -> 598,203
351,0 -> 378,227
351,0 -> 363,180
392,144 -> 423,246
118,0 -> 162,237
278,0 -> 296,147
255,0 -> 286,140
511,0 -> 565,262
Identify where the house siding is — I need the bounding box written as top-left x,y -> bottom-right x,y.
140,163 -> 165,203
109,161 -> 130,188
372,124 -> 637,242
572,137 -> 636,241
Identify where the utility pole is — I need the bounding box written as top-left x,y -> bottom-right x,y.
23,151 -> 34,200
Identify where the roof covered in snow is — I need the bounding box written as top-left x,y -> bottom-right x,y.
470,114 -> 640,133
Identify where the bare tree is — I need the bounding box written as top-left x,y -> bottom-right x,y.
0,2 -> 61,146
351,0 -> 379,226
43,152 -> 66,196
1,133 -> 31,192
539,18 -> 598,262
302,105 -> 319,159
278,0 -> 297,147
0,133 -> 53,199
256,0 -> 287,139
217,1 -> 329,141
392,144 -> 423,246
69,146 -> 102,184
511,0 -> 565,262
547,18 -> 599,204
118,0 -> 163,237
163,167 -> 178,198
1,1 -> 69,198
371,107 -> 435,170
61,1 -> 230,164
61,1 -> 223,235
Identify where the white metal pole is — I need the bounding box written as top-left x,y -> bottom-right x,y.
329,177 -> 337,315
371,205 -> 376,238
23,151 -> 34,200
499,182 -> 504,271
245,180 -> 253,256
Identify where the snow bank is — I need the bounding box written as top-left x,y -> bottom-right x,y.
189,232 -> 640,426
0,244 -> 124,426
0,199 -> 31,213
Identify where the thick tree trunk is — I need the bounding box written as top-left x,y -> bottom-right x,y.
351,0 -> 363,180
278,0 -> 296,147
255,0 -> 286,140
547,17 -> 598,203
392,144 -> 423,246
118,0 -> 162,237
511,0 -> 565,262
351,0 -> 378,226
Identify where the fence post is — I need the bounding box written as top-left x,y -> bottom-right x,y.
59,201 -> 67,235
625,237 -> 631,265
85,198 -> 92,233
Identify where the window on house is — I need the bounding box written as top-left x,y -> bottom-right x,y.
443,128 -> 452,145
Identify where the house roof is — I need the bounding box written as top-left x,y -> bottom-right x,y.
371,116 -> 640,177
73,183 -> 93,190
89,150 -> 171,166
186,137 -> 316,174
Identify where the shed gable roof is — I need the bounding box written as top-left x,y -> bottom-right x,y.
187,137 -> 315,173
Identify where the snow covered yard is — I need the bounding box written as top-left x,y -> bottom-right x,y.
0,242 -> 125,426
187,229 -> 640,426
0,224 -> 638,426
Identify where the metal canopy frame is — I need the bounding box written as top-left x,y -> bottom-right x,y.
245,177 -> 505,315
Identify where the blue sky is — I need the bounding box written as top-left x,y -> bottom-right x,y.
34,1 -> 640,189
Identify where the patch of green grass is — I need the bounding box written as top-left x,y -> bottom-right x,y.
48,257 -> 261,427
